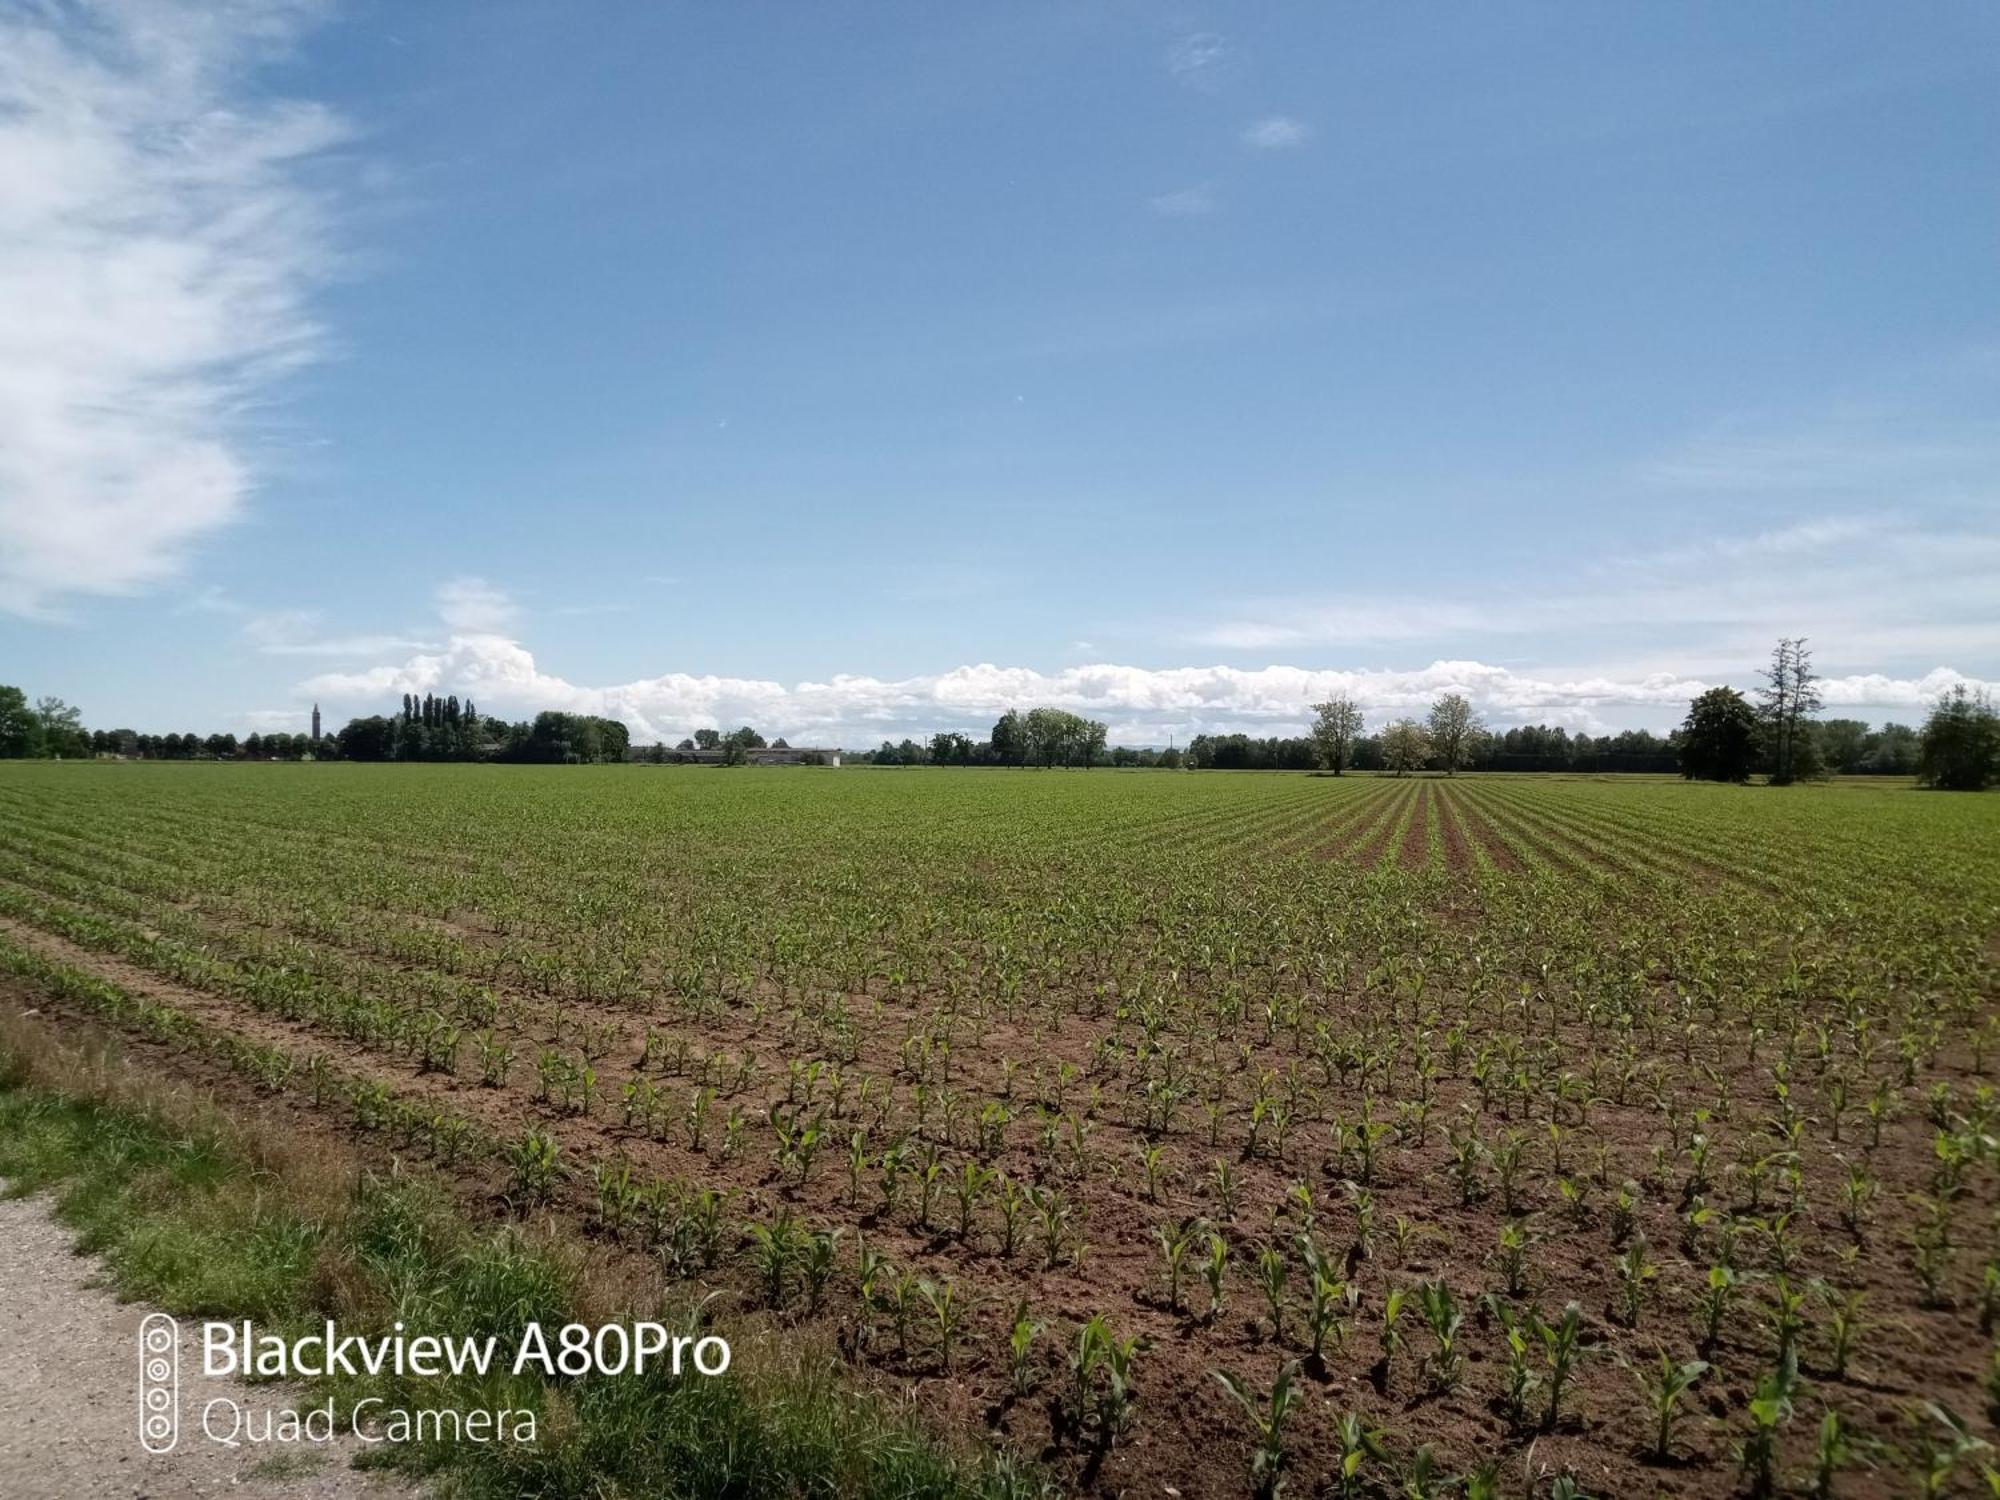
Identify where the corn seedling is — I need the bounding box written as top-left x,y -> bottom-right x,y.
1213,1361 -> 1302,1500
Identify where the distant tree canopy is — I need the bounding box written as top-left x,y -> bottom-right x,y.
1758,637 -> 1823,785
0,685 -> 39,758
903,707 -> 1111,768
1426,693 -> 1482,775
335,695 -> 628,765
0,658 -> 1957,783
1380,718 -> 1432,777
1918,686 -> 2000,791
1309,697 -> 1364,775
1678,687 -> 1761,783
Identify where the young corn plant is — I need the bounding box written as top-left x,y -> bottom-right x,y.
1070,1315 -> 1143,1444
1331,1410 -> 1388,1500
800,1227 -> 843,1312
1818,1283 -> 1867,1380
1737,1350 -> 1799,1499
1211,1158 -> 1240,1222
1201,1228 -> 1230,1322
1416,1279 -> 1464,1392
954,1160 -> 993,1242
1810,1409 -> 1867,1500
1537,1301 -> 1586,1432
1258,1245 -> 1289,1344
1374,1286 -> 1409,1393
1697,1264 -> 1739,1353
917,1277 -> 967,1371
1627,1347 -> 1709,1462
1152,1218 -> 1203,1315
1213,1361 -> 1302,1500
1008,1302 -> 1042,1396
1613,1233 -> 1657,1328
1296,1234 -> 1353,1367
1769,1275 -> 1810,1368
1911,1402 -> 1991,1499
1484,1294 -> 1541,1432
748,1210 -> 804,1309
1492,1217 -> 1536,1298
503,1127 -> 561,1205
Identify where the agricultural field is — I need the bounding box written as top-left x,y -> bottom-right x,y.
2,762 -> 1998,1497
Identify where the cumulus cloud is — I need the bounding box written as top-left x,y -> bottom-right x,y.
0,0 -> 344,618
1241,116 -> 1310,149
297,620 -> 1997,747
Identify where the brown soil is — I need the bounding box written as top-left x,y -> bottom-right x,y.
1443,788 -> 1525,874
1432,786 -> 1478,876
8,896 -> 1994,1500
1398,784 -> 1435,871
1352,783 -> 1415,869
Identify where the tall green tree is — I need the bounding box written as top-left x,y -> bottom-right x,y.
1815,718 -> 1871,774
0,685 -> 39,758
989,709 -> 1025,766
1425,693 -> 1481,775
1918,686 -> 2000,791
1758,637 -> 1822,784
1380,718 -> 1431,776
1678,687 -> 1760,783
30,696 -> 87,757
1309,697 -> 1364,775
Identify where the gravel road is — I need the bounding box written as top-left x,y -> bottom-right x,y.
0,1188 -> 414,1499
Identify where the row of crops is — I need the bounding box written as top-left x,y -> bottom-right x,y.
2,762 -> 1997,1497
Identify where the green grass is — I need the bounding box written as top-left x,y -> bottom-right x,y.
0,1050 -> 1044,1500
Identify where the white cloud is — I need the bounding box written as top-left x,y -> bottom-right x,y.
0,0 -> 345,617
434,577 -> 519,633
1195,512 -> 2000,664
1149,184 -> 1216,217
183,587 -> 431,657
297,625 -> 1996,747
1242,116 -> 1310,149
1165,32 -> 1232,90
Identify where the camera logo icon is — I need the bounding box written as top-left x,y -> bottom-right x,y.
138,1313 -> 179,1453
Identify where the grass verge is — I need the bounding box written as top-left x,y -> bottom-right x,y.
0,1012 -> 1046,1500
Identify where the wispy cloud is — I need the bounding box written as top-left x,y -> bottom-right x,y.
1241,116 -> 1310,150
1165,31 -> 1233,91
1149,183 -> 1216,217
1639,412 -> 2000,495
184,587 -> 432,657
435,577 -> 519,633
0,0 -> 346,618
1190,510 -> 2000,681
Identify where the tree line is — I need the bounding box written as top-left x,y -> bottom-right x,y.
5,651 -> 1993,788
1676,640 -> 1996,790
336,694 -> 630,764
0,687 -> 629,767
848,708 -> 1124,768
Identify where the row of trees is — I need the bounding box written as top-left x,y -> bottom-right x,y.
845,709 -> 1118,768
337,696 -> 630,764
1674,637 -> 1998,789
7,659 -> 1993,787
0,685 -> 630,767
0,687 -> 90,759
1681,679 -> 1997,790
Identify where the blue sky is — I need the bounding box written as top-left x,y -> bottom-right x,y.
2,1 -> 1996,745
